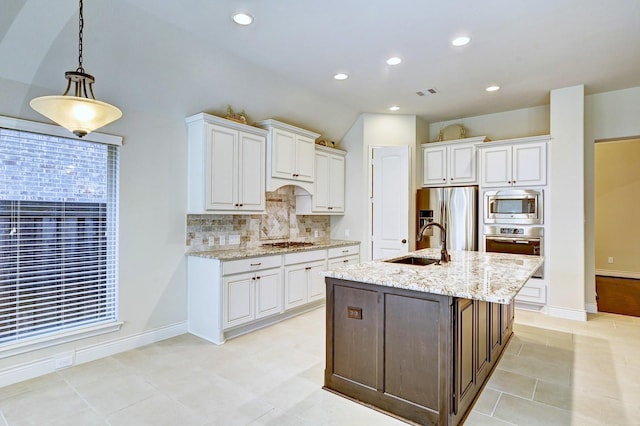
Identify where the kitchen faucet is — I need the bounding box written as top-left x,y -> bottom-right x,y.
417,222 -> 451,263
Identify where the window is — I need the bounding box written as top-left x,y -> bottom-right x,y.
0,119 -> 120,352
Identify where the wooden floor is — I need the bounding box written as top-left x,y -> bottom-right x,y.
596,275 -> 640,317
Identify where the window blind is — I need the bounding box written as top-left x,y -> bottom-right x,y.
0,128 -> 119,346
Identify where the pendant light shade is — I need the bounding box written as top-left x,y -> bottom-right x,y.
30,0 -> 121,138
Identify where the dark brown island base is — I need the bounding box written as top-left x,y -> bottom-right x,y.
321,249 -> 544,426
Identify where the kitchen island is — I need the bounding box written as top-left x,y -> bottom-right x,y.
321,248 -> 543,426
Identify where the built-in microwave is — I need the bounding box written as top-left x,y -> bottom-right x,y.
484,189 -> 543,224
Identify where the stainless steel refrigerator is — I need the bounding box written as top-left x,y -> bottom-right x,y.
416,186 -> 478,251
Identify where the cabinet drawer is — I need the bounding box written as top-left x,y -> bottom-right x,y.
328,245 -> 359,258
328,254 -> 360,270
222,255 -> 281,276
284,249 -> 327,265
515,281 -> 546,304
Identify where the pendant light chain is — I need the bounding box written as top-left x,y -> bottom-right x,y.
77,0 -> 84,73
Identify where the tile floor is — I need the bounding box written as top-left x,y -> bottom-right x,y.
0,308 -> 639,425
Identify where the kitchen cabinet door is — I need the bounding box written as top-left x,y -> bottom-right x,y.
307,261 -> 328,302
284,265 -> 309,310
479,138 -> 547,188
512,142 -> 546,186
223,272 -> 255,329
422,145 -> 447,186
449,143 -> 477,184
480,145 -> 512,187
255,268 -> 282,319
237,132 -> 266,211
312,147 -> 346,213
206,124 -> 238,210
295,134 -> 316,182
272,128 -> 297,179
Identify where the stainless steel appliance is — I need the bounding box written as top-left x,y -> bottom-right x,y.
484,189 -> 543,224
484,225 -> 544,278
416,186 -> 477,251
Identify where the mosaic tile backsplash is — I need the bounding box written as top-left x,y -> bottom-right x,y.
186,186 -> 330,252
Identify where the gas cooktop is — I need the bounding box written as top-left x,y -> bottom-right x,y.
262,241 -> 315,248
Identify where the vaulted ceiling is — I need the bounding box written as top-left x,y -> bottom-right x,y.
2,1 -> 639,140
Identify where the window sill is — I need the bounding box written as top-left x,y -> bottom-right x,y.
0,321 -> 124,359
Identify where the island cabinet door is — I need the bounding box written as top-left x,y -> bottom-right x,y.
454,298 -> 476,414
330,284 -> 379,388
475,301 -> 491,383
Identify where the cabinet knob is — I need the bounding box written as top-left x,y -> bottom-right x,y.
343,259 -> 349,263
305,266 -> 311,271
507,181 -> 511,184
450,178 -> 454,181
442,178 -> 446,181
328,207 -> 333,210
401,239 -> 407,244
256,276 -> 260,280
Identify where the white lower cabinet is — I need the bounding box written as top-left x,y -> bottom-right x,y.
515,280 -> 547,305
284,250 -> 327,311
187,243 -> 360,344
223,267 -> 282,329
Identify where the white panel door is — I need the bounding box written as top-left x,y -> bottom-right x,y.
480,145 -> 512,187
449,143 -> 477,184
372,146 -> 409,260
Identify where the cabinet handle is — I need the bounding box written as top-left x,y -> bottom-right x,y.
234,203 -> 239,207
250,262 -> 262,267
342,250 -> 349,253
328,207 -> 333,210
251,277 -> 256,281
292,173 -> 299,177
305,266 -> 311,271
343,259 -> 349,263
256,276 -> 260,280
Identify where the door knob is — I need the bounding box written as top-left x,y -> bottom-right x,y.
401,239 -> 407,244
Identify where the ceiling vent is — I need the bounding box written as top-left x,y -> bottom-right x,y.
416,88 -> 438,96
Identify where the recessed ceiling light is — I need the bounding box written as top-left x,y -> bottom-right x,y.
386,56 -> 402,65
232,13 -> 254,25
389,106 -> 400,111
452,36 -> 471,47
486,85 -> 501,92
333,73 -> 349,80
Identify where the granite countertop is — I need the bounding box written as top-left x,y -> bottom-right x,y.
186,239 -> 360,261
321,248 -> 544,304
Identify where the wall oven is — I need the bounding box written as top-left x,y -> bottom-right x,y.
484,189 -> 543,224
484,226 -> 544,278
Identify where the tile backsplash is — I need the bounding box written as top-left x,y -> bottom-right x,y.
186,185 -> 330,252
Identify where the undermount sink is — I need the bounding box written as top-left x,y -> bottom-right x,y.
384,256 -> 440,266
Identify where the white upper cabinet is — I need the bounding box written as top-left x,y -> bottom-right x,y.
311,146 -> 346,214
255,119 -> 321,192
421,137 -> 486,187
186,113 -> 267,213
479,136 -> 549,188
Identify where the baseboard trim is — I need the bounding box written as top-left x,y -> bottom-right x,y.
596,269 -> 640,279
547,306 -> 587,322
584,303 -> 598,314
0,321 -> 187,388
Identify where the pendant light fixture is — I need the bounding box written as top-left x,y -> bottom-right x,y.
30,0 -> 121,138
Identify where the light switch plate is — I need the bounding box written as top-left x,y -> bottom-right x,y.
229,234 -> 240,245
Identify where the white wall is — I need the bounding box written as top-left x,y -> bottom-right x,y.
0,1 -> 359,381
548,85 -> 586,320
429,105 -> 550,142
584,87 -> 640,309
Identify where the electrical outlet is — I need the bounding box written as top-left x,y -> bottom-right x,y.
54,353 -> 74,370
314,230 -> 319,238
219,235 -> 225,246
229,234 -> 240,245
208,236 -> 215,246
608,257 -> 614,264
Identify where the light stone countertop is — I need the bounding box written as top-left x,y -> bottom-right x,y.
321,248 -> 544,304
186,239 -> 360,261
